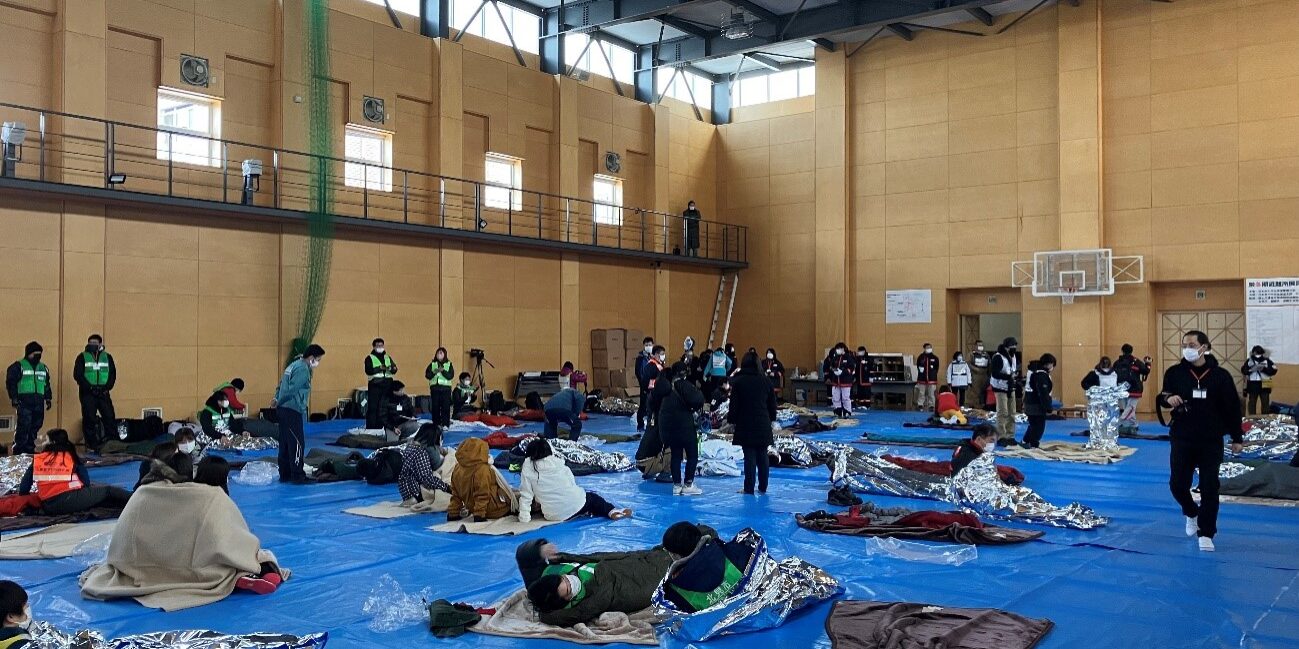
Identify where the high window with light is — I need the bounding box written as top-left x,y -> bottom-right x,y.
451,0 -> 540,53
734,66 -> 815,107
592,174 -> 623,226
656,68 -> 713,111
156,89 -> 221,167
360,0 -> 418,14
565,34 -> 635,84
344,125 -> 393,192
484,153 -> 523,210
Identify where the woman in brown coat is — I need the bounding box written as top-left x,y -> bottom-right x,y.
449,437 -> 511,521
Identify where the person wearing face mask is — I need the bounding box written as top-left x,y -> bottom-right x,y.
1158,331 -> 1242,552
951,425 -> 998,476
945,352 -> 971,407
822,343 -> 856,419
635,338 -> 659,432
19,429 -> 131,515
682,200 -> 701,257
274,344 -> 325,483
679,337 -> 700,385
761,348 -> 785,399
968,340 -> 991,408
1021,354 -> 1056,448
1082,356 -> 1118,390
211,378 -> 246,413
72,333 -> 116,452
730,352 -> 778,495
135,440 -> 193,488
0,580 -> 33,648
1241,345 -> 1278,415
174,429 -> 199,470
524,536 -> 674,627
1114,343 -> 1151,424
854,346 -> 873,409
452,372 -> 479,416
6,342 -> 52,455
989,338 -> 1019,444
915,344 -> 940,412
425,347 -> 455,427
197,391 -> 235,440
364,338 -> 398,430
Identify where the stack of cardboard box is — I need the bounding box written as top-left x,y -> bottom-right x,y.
591,328 -> 644,398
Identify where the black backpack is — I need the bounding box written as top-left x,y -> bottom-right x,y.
356,447 -> 404,485
486,390 -> 508,414
524,391 -> 544,410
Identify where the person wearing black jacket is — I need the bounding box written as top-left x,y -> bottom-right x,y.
73,333 -> 116,451
381,381 -> 416,432
1157,330 -> 1243,552
1114,344 -> 1151,423
854,346 -> 873,409
653,362 -> 706,496
729,353 -> 778,495
1021,354 -> 1056,448
364,338 -> 398,429
638,345 -> 666,432
1241,345 -> 1279,415
6,342 -> 52,455
914,344 -> 940,412
951,425 -> 998,475
822,342 -> 856,419
198,391 -> 234,439
425,347 -> 455,427
761,348 -> 785,400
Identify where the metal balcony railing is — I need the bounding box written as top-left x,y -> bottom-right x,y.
0,102 -> 747,266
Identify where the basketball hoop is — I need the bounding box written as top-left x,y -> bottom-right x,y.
1062,288 -> 1076,304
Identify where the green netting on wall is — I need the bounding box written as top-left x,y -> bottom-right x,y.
288,0 -> 335,363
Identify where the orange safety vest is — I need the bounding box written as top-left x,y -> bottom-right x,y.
32,452 -> 83,500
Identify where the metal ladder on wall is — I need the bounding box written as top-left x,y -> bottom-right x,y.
707,272 -> 740,351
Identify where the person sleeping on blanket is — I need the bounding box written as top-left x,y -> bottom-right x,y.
951,424 -> 998,476
517,438 -> 632,524
659,521 -> 756,613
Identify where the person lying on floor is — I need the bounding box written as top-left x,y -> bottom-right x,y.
382,380 -> 416,432
951,424 -> 998,476
931,385 -> 967,425
659,521 -> 756,613
399,423 -> 450,506
19,429 -> 131,516
133,440 -> 192,489
79,456 -> 289,610
524,535 -> 676,627
197,390 -> 235,439
517,438 -> 631,525
448,437 -> 512,521
515,523 -> 720,590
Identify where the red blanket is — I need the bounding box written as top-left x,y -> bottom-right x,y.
460,413 -> 521,427
0,494 -> 42,517
483,431 -> 531,450
514,409 -> 589,422
883,454 -> 1025,485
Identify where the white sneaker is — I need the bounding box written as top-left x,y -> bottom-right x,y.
1198,537 -> 1215,552
673,484 -> 683,496
681,484 -> 704,496
1185,516 -> 1199,537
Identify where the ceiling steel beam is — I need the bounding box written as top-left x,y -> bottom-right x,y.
746,53 -> 783,71
966,6 -> 995,26
884,23 -> 914,41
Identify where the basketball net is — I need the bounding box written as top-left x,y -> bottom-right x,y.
1061,288 -> 1076,304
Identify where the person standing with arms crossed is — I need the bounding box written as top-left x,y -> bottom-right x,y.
274,344 -> 325,483
1158,331 -> 1242,552
364,338 -> 397,430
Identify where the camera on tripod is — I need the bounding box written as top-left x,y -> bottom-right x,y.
469,348 -> 486,360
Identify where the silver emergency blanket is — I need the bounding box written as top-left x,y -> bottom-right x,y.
949,452 -> 1108,530
1084,382 -> 1130,451
710,399 -> 730,428
547,438 -> 635,472
770,435 -> 816,467
652,529 -> 842,643
199,432 -> 278,452
1219,462 -> 1256,480
1234,417 -> 1299,461
831,447 -> 1106,530
1,453 -> 32,495
596,397 -> 638,416
28,621 -> 327,649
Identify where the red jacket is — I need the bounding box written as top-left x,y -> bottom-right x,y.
936,391 -> 958,413
219,386 -> 246,411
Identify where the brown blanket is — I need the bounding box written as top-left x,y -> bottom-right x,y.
0,505 -> 123,533
796,506 -> 1043,546
825,600 -> 1053,649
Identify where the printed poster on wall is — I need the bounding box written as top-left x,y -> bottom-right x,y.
1245,278 -> 1299,364
885,290 -> 932,324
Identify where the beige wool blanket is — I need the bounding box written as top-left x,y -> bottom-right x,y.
469,588 -> 658,645
996,441 -> 1137,465
79,482 -> 284,611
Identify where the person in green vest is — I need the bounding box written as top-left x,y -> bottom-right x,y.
424,347 -> 454,427
452,372 -> 478,417
6,342 -> 52,455
73,333 -> 116,451
364,338 -> 397,429
659,522 -> 756,613
524,539 -> 674,627
197,391 -> 234,439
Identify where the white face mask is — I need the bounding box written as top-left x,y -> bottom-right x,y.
836,349 -> 844,356
957,356 -> 963,362
218,401 -> 229,409
179,442 -> 196,454
308,358 -> 320,368
766,353 -> 774,360
375,347 -> 385,354
462,381 -> 471,387
15,604 -> 31,631
923,347 -> 932,353
987,443 -> 997,454
564,574 -> 582,600
657,353 -> 666,362
1182,347 -> 1201,362
645,344 -> 653,353
976,345 -> 984,352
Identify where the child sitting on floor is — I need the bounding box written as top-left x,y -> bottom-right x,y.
660,521 -> 756,613
448,437 -> 512,522
951,424 -> 998,476
932,385 -> 967,425
517,438 -> 631,524
0,580 -> 32,649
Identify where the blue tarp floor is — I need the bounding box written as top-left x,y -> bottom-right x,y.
4,410 -> 1298,648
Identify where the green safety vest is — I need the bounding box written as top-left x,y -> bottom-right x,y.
368,353 -> 396,380
213,381 -> 234,393
0,631 -> 32,649
82,351 -> 112,386
17,359 -> 49,395
542,563 -> 597,608
201,405 -> 232,431
427,360 -> 454,387
669,557 -> 745,612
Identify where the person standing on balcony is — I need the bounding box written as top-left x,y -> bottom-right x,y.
683,200 -> 701,257
365,338 -> 397,430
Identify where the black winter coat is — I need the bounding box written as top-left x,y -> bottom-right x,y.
1158,359 -> 1243,445
728,368 -> 777,448
1023,370 -> 1053,416
653,378 -> 705,447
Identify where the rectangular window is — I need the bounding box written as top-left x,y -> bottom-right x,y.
156,88 -> 221,168
566,34 -> 634,84
344,125 -> 393,192
484,152 -> 523,210
451,0 -> 540,54
592,174 -> 623,226
656,68 -> 712,111
734,66 -> 815,108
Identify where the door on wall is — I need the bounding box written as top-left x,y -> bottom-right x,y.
960,315 -> 980,356
1158,311 -> 1247,392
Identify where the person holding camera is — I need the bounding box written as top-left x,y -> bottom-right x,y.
1158,330 -> 1242,552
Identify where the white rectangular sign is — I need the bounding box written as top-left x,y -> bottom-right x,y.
885,289 -> 932,324
1245,278 -> 1299,364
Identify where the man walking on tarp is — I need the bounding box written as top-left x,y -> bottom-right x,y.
364,338 -> 397,429
6,341 -> 52,455
73,333 -> 116,452
275,344 -> 325,483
